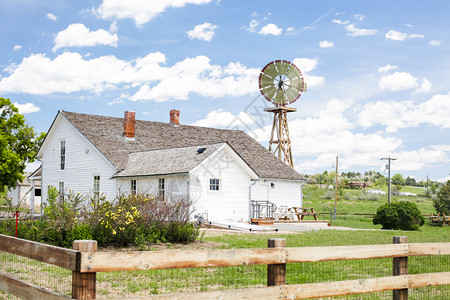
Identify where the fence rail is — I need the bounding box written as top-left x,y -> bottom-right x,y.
0,233 -> 449,299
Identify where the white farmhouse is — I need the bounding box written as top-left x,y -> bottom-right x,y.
36,110 -> 305,222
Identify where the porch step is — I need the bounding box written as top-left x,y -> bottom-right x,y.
251,218 -> 275,225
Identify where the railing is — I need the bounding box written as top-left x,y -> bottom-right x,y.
251,200 -> 277,219
322,205 -> 334,225
0,234 -> 449,299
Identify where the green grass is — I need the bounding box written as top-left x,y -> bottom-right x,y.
303,184 -> 436,217
0,184 -> 448,299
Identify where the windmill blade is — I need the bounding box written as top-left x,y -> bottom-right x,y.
274,88 -> 287,105
286,64 -> 301,80
275,60 -> 289,76
285,86 -> 301,103
261,61 -> 279,78
261,85 -> 277,101
259,73 -> 275,90
288,77 -> 306,92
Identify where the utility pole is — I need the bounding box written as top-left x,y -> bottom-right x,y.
334,156 -> 338,220
381,157 -> 397,203
426,175 -> 429,198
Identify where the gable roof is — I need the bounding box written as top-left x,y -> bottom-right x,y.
113,142 -> 258,178
60,110 -> 305,181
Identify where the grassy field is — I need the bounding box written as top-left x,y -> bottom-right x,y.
1,184 -> 449,299
302,184 -> 436,229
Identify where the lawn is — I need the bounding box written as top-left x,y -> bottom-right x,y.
302,184 -> 437,229
1,184 -> 449,299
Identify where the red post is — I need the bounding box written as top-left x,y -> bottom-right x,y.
14,210 -> 20,237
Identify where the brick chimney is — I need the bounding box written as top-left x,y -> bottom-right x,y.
169,109 -> 180,125
123,111 -> 136,138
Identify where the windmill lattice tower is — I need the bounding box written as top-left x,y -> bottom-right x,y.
258,60 -> 307,168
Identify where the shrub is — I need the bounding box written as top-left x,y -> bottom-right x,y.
343,192 -> 356,201
373,201 -> 424,231
321,190 -> 334,200
0,188 -> 199,248
358,193 -> 380,201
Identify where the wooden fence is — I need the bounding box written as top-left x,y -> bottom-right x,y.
0,233 -> 449,299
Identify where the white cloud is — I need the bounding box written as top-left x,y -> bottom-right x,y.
186,22 -> 217,42
414,78 -> 432,94
437,175 -> 450,183
385,29 -> 425,41
46,13 -> 57,21
409,34 -> 425,39
377,64 -> 398,73
13,102 -> 40,114
319,40 -> 334,48
345,24 -> 377,37
13,45 -> 22,51
246,19 -> 259,32
258,23 -> 282,36
53,23 -> 118,52
332,19 -> 349,25
358,92 -> 450,132
292,58 -> 317,73
286,27 -> 295,33
130,59 -> 260,101
429,40 -> 441,46
95,0 -> 212,26
0,52 -> 326,101
250,98 -> 401,172
250,96 -> 450,173
190,109 -> 255,128
385,30 -> 408,41
292,58 -> 325,87
378,72 -> 418,91
0,52 -> 261,101
353,14 -> 365,21
393,147 -> 449,171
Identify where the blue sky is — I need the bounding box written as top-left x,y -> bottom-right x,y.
1,0 -> 449,182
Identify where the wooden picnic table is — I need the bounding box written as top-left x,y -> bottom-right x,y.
289,207 -> 319,221
430,213 -> 449,227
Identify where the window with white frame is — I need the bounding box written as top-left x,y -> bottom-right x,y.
158,178 -> 165,198
131,179 -> 137,196
60,140 -> 66,170
58,181 -> 64,200
93,176 -> 100,198
209,178 -> 220,191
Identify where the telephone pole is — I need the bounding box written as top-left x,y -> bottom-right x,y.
381,157 -> 397,203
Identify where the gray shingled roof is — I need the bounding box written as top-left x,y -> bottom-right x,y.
113,143 -> 224,178
61,111 -> 305,181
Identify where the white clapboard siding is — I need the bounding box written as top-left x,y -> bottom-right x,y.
191,147 -> 251,222
251,180 -> 303,208
40,116 -> 117,202
116,176 -> 188,198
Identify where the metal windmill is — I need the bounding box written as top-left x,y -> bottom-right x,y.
258,60 -> 307,168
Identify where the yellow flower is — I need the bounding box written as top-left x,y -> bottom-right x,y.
112,230 -> 117,235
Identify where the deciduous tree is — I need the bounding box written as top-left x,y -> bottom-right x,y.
0,98 -> 45,192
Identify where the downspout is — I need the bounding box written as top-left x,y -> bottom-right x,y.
249,179 -> 259,223
300,181 -> 306,207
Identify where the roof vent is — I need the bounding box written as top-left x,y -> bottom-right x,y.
197,147 -> 206,154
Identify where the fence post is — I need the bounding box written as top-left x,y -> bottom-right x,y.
393,236 -> 408,300
267,238 -> 286,286
72,240 -> 97,299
